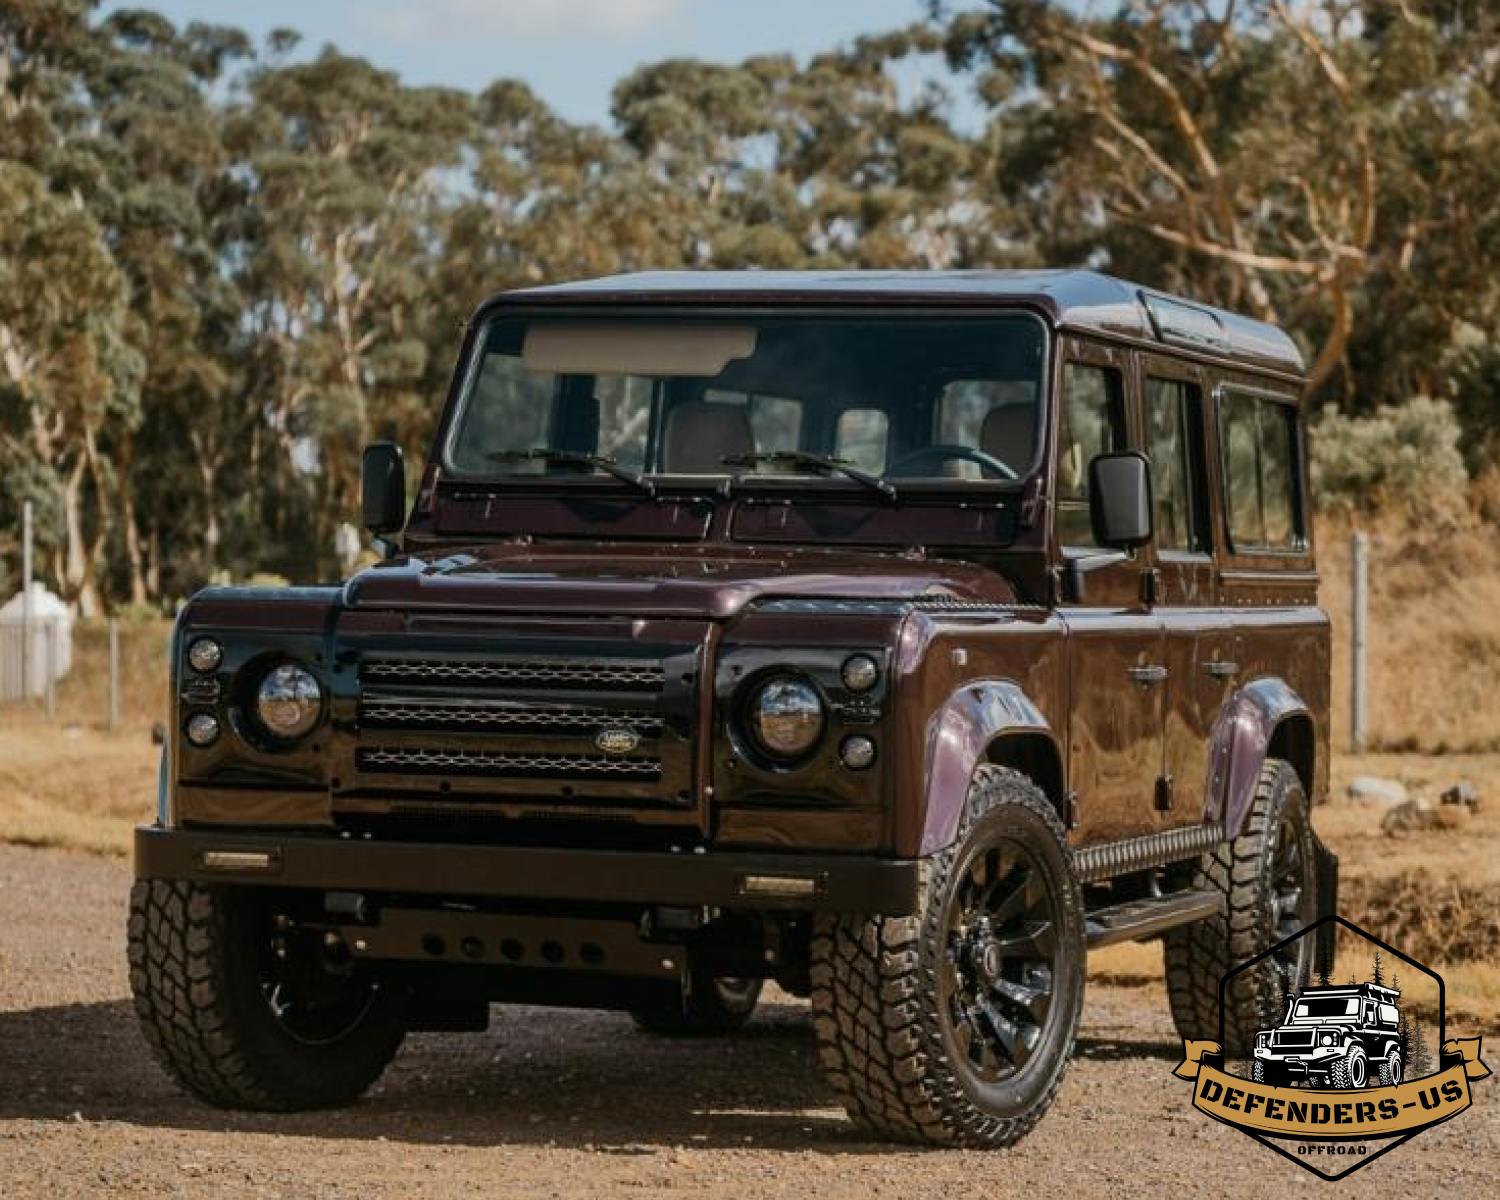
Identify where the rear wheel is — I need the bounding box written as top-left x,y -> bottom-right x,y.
1163,759 -> 1318,1053
1379,1049 -> 1403,1087
128,880 -> 407,1110
810,766 -> 1084,1148
631,968 -> 762,1036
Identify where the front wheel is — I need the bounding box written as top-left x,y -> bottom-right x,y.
811,766 -> 1084,1148
1331,1044 -> 1368,1089
1252,1059 -> 1289,1087
128,880 -> 408,1110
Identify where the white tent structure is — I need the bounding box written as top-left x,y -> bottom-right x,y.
0,583 -> 74,701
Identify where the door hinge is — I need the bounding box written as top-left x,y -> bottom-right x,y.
1063,789 -> 1080,830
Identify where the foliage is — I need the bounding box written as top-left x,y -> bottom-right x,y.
1309,396 -> 1468,520
2,1 -> 1499,608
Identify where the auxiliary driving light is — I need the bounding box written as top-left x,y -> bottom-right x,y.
840,654 -> 879,692
185,712 -> 220,747
840,735 -> 877,770
187,638 -> 223,673
255,663 -> 323,740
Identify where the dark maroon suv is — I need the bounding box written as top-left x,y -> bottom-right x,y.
130,270 -> 1336,1147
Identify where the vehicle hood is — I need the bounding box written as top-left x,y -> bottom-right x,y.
342,543 -> 1017,619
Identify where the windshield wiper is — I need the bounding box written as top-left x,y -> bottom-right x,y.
486,448 -> 656,498
722,450 -> 897,501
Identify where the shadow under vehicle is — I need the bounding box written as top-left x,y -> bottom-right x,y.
129,270 -> 1337,1147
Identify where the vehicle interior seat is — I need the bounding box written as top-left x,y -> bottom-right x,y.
661,401 -> 755,473
979,403 -> 1036,473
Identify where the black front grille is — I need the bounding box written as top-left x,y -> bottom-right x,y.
358,745 -> 662,780
362,657 -> 665,691
341,638 -> 699,816
361,698 -> 665,736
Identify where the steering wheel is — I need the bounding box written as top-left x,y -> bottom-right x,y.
885,443 -> 1017,480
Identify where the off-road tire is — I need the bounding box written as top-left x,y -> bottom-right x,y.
630,970 -> 763,1036
1378,1049 -> 1403,1087
128,880 -> 408,1110
1252,1059 -> 1288,1087
809,766 -> 1084,1148
1330,1044 -> 1368,1090
1163,759 -> 1315,1051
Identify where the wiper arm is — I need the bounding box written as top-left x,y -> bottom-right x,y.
722,450 -> 897,501
486,448 -> 656,498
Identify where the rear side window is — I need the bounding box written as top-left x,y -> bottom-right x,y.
1378,1003 -> 1399,1027
1056,363 -> 1126,546
1220,390 -> 1302,551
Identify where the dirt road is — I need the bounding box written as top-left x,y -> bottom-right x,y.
0,844 -> 1495,1199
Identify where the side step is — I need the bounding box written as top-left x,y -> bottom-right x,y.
1085,889 -> 1221,949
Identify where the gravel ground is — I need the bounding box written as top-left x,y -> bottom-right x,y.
0,843 -> 1495,1199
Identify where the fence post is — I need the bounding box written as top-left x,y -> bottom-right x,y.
43,617 -> 55,719
1350,529 -> 1369,753
20,499 -> 32,699
109,617 -> 120,730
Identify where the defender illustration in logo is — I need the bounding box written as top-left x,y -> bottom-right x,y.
1253,981 -> 1404,1089
1173,915 -> 1490,1181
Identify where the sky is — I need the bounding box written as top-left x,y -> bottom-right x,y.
99,0 -> 949,126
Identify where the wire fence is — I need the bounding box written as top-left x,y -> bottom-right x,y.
0,618 -> 171,733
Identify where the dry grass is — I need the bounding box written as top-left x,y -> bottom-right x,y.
0,718 -> 157,856
1320,513 -> 1500,752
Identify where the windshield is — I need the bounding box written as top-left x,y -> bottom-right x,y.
445,314 -> 1046,485
1293,997 -> 1361,1022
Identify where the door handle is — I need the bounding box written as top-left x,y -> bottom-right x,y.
1203,661 -> 1239,679
1127,665 -> 1169,686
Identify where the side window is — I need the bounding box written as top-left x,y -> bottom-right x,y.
1220,390 -> 1302,551
1145,377 -> 1207,552
1378,1003 -> 1399,1027
835,408 -> 889,473
1056,363 -> 1125,546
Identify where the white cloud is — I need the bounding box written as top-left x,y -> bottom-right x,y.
371,0 -> 698,42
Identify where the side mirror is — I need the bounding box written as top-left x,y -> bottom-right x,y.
1088,451 -> 1152,550
362,442 -> 406,535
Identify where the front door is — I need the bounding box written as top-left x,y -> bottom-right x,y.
1054,340 -> 1165,844
1138,353 -> 1231,829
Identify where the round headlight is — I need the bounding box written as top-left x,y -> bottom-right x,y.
256,663 -> 323,740
840,654 -> 879,692
188,638 -> 223,674
1321,1033 -> 1335,1046
748,677 -> 824,759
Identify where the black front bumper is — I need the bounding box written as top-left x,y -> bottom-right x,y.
134,825 -> 921,914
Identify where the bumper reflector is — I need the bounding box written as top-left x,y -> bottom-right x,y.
199,849 -> 279,873
738,873 -> 820,899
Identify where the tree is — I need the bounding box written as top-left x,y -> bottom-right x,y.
1371,949 -> 1385,988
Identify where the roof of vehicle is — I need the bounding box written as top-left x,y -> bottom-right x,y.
488,269 -> 1306,380
1299,983 -> 1401,997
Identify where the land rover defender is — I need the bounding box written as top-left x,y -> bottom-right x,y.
1254,982 -> 1404,1089
129,270 -> 1336,1147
